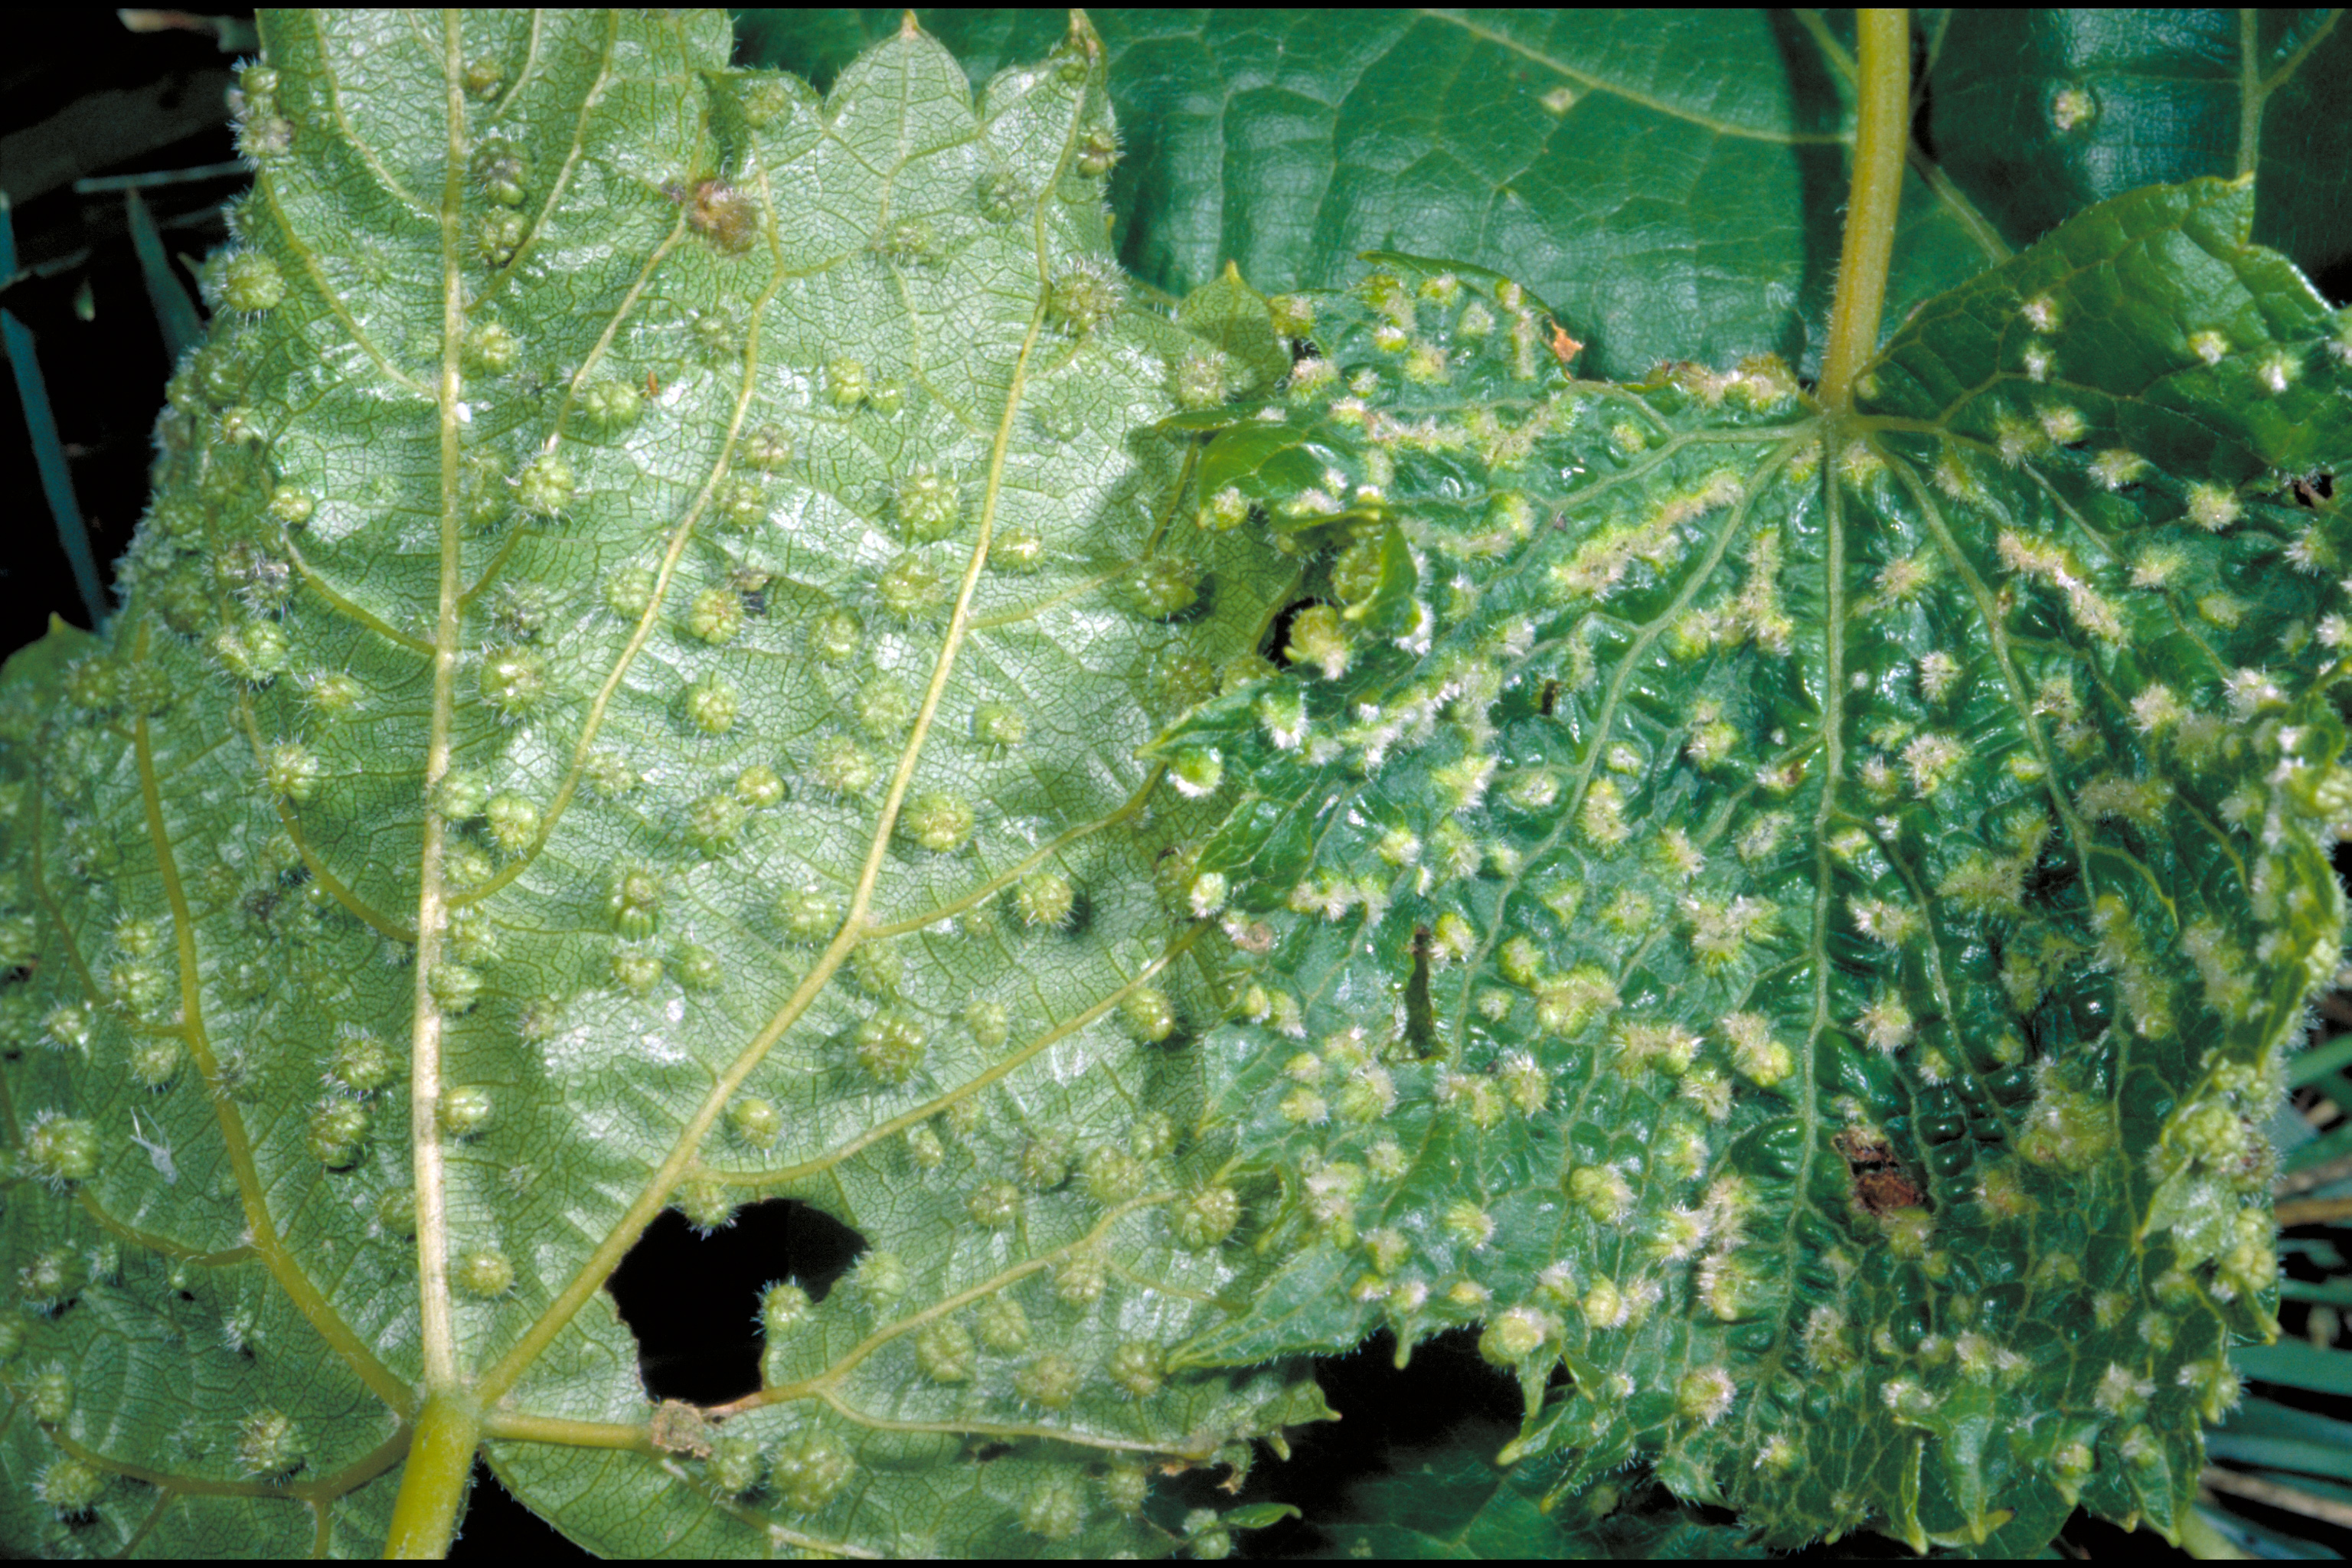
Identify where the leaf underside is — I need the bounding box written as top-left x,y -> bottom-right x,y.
2,8 -> 2350,1563
0,11 -> 1318,1557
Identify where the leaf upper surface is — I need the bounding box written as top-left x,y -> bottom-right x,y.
1147,179 -> 2352,1553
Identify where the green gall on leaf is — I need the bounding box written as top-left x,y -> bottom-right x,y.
34,1455 -> 105,1519
913,1317 -> 975,1382
514,455 -> 575,518
213,619 -> 289,684
264,742 -> 324,801
851,1250 -> 907,1305
854,1009 -> 926,1083
267,485 -> 315,526
854,676 -> 915,738
470,136 -> 525,202
685,586 -> 741,645
681,677 -> 740,735
875,551 -> 946,616
898,462 -> 964,543
714,475 -> 765,531
1183,1508 -> 1235,1560
976,170 -> 1026,222
24,1114 -> 98,1186
439,1084 -> 494,1138
809,607 -> 861,662
1021,1473 -> 1088,1540
374,1188 -> 417,1237
1014,1351 -> 1083,1410
1170,1185 -> 1240,1250
970,701 -> 1026,748
454,1246 -> 515,1298
777,886 -> 844,943
462,321 -> 518,375
760,1282 -> 812,1338
18,1248 -> 74,1308
771,1432 -> 854,1513
964,999 -> 1011,1050
610,946 -> 663,996
28,1369 -> 72,1424
976,1292 -> 1030,1353
1048,262 -> 1123,335
582,377 -> 641,430
1074,124 -> 1119,178
305,1100 -> 368,1168
993,524 -> 1046,572
1080,1144 -> 1149,1205
1167,746 -> 1223,798
478,647 -> 549,717
671,943 -> 724,993
1014,871 -> 1076,930
898,792 -> 974,853
685,792 -> 749,854
1120,985 -> 1176,1043
727,1096 -> 782,1149
849,941 -> 903,997
825,357 -> 867,409
674,1177 -> 736,1233
606,864 -> 662,939
967,1179 -> 1020,1228
234,1410 -> 304,1478
1122,555 -> 1204,619
327,1027 -> 396,1095
735,763 -> 786,807
482,792 -> 540,853
220,252 -> 286,313
1106,1339 -> 1166,1397
705,1433 -> 763,1498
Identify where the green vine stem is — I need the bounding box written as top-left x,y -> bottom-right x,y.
1818,8 -> 1909,407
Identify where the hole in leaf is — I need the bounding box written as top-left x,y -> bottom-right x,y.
1288,336 -> 1320,366
1265,596 -> 1332,668
1538,678 -> 1560,716
606,1197 -> 865,1405
1187,1325 -> 1528,1557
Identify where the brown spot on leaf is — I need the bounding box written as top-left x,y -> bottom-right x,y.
1833,1126 -> 1927,1217
648,1398 -> 714,1458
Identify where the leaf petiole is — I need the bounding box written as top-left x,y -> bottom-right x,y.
1817,8 -> 1909,408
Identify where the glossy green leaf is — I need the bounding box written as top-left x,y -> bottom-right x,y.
0,11 -> 1325,1556
1309,1419 -> 1765,1560
733,8 -> 1998,383
1926,10 -> 2352,279
1147,178 -> 2352,1553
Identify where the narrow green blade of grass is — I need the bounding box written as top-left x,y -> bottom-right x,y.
122,186 -> 202,364
2290,1034 -> 2352,1090
0,197 -> 104,629
2233,1341 -> 2352,1396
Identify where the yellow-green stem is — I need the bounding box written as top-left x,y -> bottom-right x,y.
1818,8 -> 1910,409
381,1393 -> 482,1558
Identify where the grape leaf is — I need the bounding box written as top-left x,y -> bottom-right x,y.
733,10 -> 2352,389
1310,1419 -> 1766,1560
1148,178 -> 2352,1553
0,11 -> 1328,1557
1925,9 -> 2352,281
733,7 -> 1998,384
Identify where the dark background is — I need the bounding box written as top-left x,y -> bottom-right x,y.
2,12 -> 2341,1560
